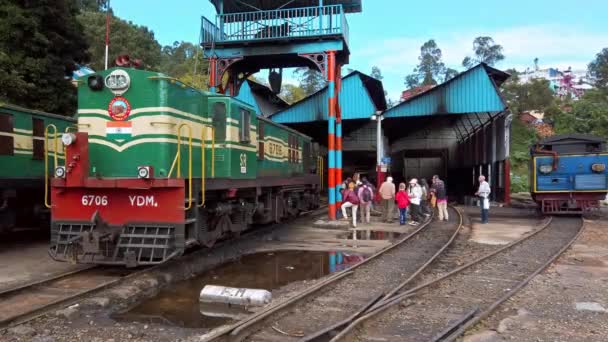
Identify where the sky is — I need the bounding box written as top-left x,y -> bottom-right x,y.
111,0 -> 608,101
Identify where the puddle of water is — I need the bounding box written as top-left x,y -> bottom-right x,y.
114,250 -> 365,329
340,230 -> 404,241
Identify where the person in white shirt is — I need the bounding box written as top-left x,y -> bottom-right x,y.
407,178 -> 423,225
475,175 -> 491,224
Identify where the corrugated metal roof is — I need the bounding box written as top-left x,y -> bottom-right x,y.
229,80 -> 289,116
270,71 -> 386,124
384,63 -> 508,118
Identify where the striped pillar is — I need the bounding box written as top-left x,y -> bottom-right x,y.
335,67 -> 343,209
209,57 -> 217,93
327,50 -> 337,220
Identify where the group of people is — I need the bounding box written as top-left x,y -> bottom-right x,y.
339,174 -> 492,227
339,174 -> 450,227
378,175 -> 449,226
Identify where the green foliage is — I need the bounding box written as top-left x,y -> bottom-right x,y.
501,72 -> 554,115
0,0 -> 89,114
462,36 -> 505,69
404,39 -> 447,87
159,41 -> 208,90
280,84 -> 306,104
509,118 -> 536,193
553,89 -> 608,136
588,48 -> 608,89
78,11 -> 161,71
78,0 -> 109,12
444,68 -> 459,82
293,67 -> 326,95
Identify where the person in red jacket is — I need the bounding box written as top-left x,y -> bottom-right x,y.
395,183 -> 410,225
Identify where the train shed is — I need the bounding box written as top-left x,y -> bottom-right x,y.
271,63 -> 512,203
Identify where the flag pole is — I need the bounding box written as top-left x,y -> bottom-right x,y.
104,0 -> 111,70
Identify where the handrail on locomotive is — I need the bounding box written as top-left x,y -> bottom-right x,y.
44,124 -> 59,209
168,123 -> 193,210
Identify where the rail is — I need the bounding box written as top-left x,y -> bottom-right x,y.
317,156 -> 324,190
168,124 -> 193,210
201,5 -> 348,46
43,124 -> 59,209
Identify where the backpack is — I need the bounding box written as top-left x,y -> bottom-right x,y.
361,186 -> 372,202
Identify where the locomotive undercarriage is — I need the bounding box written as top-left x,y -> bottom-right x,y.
49,184 -> 319,267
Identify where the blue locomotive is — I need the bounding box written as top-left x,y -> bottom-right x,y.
530,134 -> 608,214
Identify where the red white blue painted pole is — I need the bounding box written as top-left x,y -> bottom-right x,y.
209,57 -> 217,93
335,67 -> 343,210
327,51 -> 337,220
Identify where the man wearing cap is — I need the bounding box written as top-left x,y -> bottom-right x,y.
408,178 -> 423,225
378,176 -> 396,223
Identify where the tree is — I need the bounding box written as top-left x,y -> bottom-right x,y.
404,74 -> 419,89
78,11 -> 162,71
370,66 -> 383,81
588,48 -> 608,89
293,67 -> 326,95
404,39 -> 446,87
78,0 -> 109,12
443,68 -> 459,82
0,0 -> 89,114
553,90 -> 608,136
280,84 -> 306,104
501,70 -> 554,115
159,41 -> 208,89
462,36 -> 505,69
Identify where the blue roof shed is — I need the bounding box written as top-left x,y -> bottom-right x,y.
270,71 -> 387,123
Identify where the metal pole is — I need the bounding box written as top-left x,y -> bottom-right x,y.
209,57 -> 217,93
326,50 -> 336,220
376,115 -> 382,165
104,0 -> 111,70
335,66 -> 343,209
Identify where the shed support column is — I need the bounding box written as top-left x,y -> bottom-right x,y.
335,66 -> 343,210
326,50 -> 337,220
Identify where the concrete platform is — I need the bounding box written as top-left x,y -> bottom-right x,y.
0,229 -> 87,291
463,206 -> 543,245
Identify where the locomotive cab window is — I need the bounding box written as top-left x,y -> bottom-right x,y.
239,108 -> 251,143
32,118 -> 44,160
211,102 -> 226,142
0,113 -> 14,156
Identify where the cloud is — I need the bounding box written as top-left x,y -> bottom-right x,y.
351,25 -> 608,98
355,25 -> 608,73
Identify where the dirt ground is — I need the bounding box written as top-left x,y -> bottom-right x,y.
463,213 -> 608,342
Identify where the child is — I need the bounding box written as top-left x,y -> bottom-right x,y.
395,183 -> 410,225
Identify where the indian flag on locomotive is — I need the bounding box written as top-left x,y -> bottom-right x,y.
106,121 -> 132,140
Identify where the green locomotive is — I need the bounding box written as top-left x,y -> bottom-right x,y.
0,104 -> 74,233
48,68 -> 320,266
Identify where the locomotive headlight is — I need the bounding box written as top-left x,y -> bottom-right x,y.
137,166 -> 152,179
55,166 -> 66,178
87,75 -> 104,91
539,164 -> 553,174
61,133 -> 77,146
591,163 -> 606,172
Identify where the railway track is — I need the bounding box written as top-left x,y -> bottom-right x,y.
330,215 -> 584,342
200,206 -> 464,342
0,266 -> 148,329
0,205 -> 328,331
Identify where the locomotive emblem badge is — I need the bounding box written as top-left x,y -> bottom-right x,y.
108,97 -> 131,121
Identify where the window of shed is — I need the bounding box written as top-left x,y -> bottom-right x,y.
0,113 -> 14,156
240,108 -> 251,142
